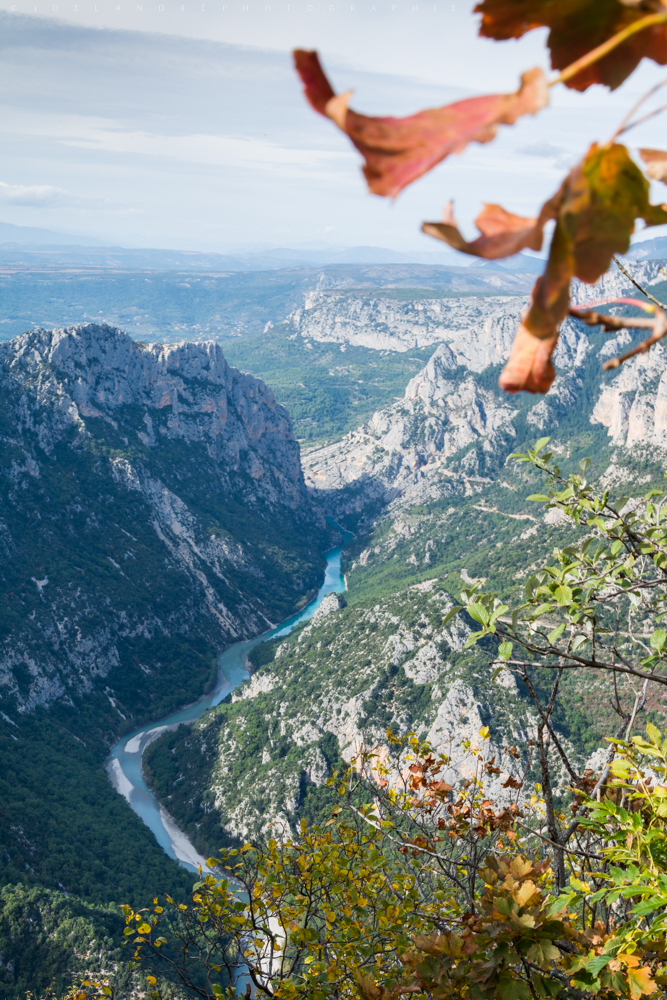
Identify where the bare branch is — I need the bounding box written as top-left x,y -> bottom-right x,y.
613,256 -> 667,311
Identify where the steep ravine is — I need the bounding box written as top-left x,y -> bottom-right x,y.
108,542 -> 349,872
0,323 -> 333,998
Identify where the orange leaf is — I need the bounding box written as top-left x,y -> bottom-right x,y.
422,197 -> 559,259
499,141 -> 667,394
498,322 -> 559,395
474,0 -> 667,92
627,966 -> 659,999
293,50 -> 548,198
640,148 -> 667,183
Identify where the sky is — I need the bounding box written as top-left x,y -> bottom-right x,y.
2,1 -> 667,253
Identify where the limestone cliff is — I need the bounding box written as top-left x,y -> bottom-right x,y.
287,293 -> 523,354
0,323 -> 326,719
300,263 -> 667,517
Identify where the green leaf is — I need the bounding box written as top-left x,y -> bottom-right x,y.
579,457 -> 591,476
651,630 -> 666,653
442,605 -> 462,625
534,437 -> 551,453
587,955 -> 612,977
647,721 -> 662,745
610,539 -> 624,557
554,584 -> 573,606
498,641 -> 513,661
526,494 -> 551,502
548,623 -> 565,644
571,634 -> 589,653
467,603 -> 490,626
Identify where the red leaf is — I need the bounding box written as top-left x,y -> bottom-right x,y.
293,50 -> 548,198
422,195 -> 559,259
474,0 -> 667,92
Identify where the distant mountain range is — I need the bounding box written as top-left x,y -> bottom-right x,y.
626,235 -> 667,260
0,219 -> 544,272
2,219 -> 667,270
0,221 -> 110,246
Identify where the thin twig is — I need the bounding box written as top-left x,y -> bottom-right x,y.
513,818 -> 603,860
569,308 -> 657,333
603,309 -> 667,370
613,256 -> 667,311
617,101 -> 667,137
505,658 -> 667,686
613,77 -> 667,139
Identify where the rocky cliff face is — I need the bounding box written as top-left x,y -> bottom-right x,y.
301,264 -> 667,518
301,317 -> 588,514
287,292 -> 524,354
0,323 -> 326,719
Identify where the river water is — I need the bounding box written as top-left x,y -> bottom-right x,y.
106,543 -> 347,873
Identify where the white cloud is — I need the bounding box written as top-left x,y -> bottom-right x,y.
0,181 -> 110,207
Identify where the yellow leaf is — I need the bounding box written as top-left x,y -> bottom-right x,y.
627,966 -> 658,998
512,879 -> 539,907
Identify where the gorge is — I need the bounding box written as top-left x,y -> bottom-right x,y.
3,256 -> 667,996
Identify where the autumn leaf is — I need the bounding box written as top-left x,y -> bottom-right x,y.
474,0 -> 667,92
293,50 -> 548,198
500,142 -> 667,393
640,148 -> 667,182
422,196 -> 560,259
627,965 -> 659,998
353,969 -> 392,1000
512,878 -> 539,906
498,322 -> 559,394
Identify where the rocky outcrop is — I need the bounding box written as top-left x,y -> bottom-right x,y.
0,324 -> 325,717
287,293 -> 524,354
591,345 -> 667,448
314,592 -> 347,618
301,315 -> 590,514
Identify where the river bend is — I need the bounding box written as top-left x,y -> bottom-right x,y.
107,544 -> 347,872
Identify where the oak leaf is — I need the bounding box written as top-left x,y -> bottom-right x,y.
474,0 -> 667,91
293,50 -> 548,198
